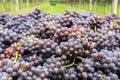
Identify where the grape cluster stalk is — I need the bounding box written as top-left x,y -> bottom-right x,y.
0,8 -> 120,80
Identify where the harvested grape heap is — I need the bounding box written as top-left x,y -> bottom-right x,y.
0,8 -> 120,80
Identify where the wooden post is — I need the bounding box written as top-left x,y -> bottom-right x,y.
32,0 -> 34,6
89,0 -> 92,11
73,0 -> 75,6
36,0 -> 38,5
70,0 -> 72,6
67,0 -> 68,9
112,0 -> 118,14
79,0 -> 81,9
20,0 -> 22,9
16,0 -> 19,11
26,0 -> 29,8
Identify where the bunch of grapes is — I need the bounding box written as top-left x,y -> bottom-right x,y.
4,35 -> 58,58
53,25 -> 86,43
0,29 -> 21,54
0,9 -> 119,80
76,49 -> 120,80
0,13 -> 12,25
55,36 -> 97,58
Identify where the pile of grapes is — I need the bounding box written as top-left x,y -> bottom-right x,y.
0,8 -> 120,80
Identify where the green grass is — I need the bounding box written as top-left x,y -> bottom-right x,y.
0,2 -> 120,17
8,3 -> 83,15
72,3 -> 120,17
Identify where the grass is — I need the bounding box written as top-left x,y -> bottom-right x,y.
8,3 -> 83,15
0,2 -> 120,17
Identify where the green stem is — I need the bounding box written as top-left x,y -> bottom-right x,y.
102,74 -> 106,80
81,35 -> 88,42
74,63 -> 78,66
66,62 -> 74,68
66,58 -> 76,68
13,51 -> 19,64
18,43 -> 23,48
76,56 -> 83,60
82,48 -> 85,53
10,76 -> 12,80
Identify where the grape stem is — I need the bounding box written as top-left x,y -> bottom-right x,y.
0,24 -> 3,28
81,34 -> 88,42
102,74 -> 106,80
66,56 -> 83,69
113,22 -> 120,29
76,56 -> 83,60
28,35 -> 35,43
66,58 -> 76,68
82,48 -> 85,53
20,66 -> 26,72
18,43 -> 23,48
10,76 -> 12,80
13,51 -> 19,64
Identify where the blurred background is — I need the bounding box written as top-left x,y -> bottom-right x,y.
0,0 -> 120,16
